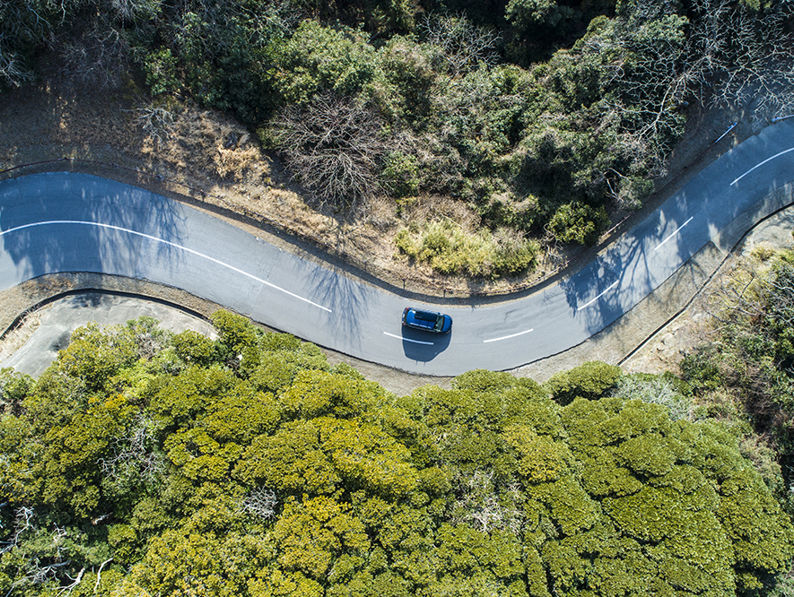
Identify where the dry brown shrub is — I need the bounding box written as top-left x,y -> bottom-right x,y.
213,144 -> 261,181
271,93 -> 390,210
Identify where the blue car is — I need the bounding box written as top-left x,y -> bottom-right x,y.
402,307 -> 453,333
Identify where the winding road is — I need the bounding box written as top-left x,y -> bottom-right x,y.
1,119 -> 793,376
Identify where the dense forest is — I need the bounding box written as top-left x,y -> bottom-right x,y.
2,0 -> 793,277
1,309 -> 794,595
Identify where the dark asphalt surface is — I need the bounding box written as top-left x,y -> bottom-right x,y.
1,120 -> 793,375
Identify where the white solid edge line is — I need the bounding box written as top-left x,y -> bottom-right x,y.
576,280 -> 620,312
0,220 -> 333,313
731,146 -> 794,186
383,331 -> 434,345
653,216 -> 693,252
483,328 -> 534,343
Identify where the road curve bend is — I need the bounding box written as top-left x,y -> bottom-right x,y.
1,120 -> 793,376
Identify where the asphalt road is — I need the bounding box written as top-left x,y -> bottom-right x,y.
1,120 -> 793,376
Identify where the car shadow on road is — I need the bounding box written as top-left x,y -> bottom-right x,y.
401,327 -> 451,361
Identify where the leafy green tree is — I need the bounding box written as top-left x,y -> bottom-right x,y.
428,524 -> 527,595
547,201 -> 609,245
172,329 -> 215,366
164,0 -> 286,123
376,37 -> 436,125
235,415 -> 418,498
545,360 -> 622,405
2,314 -> 793,595
274,20 -> 378,105
55,322 -> 140,392
273,496 -> 370,581
121,525 -> 272,596
0,368 -> 33,416
506,0 -> 568,29
143,48 -> 180,96
210,309 -> 262,354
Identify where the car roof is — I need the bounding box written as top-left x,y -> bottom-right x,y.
411,308 -> 441,320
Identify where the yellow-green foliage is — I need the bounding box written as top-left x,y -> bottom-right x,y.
681,248 -> 794,525
0,316 -> 792,596
504,425 -> 573,484
545,360 -> 622,405
547,201 -> 610,245
274,496 -> 370,580
171,330 -> 214,365
395,219 -> 540,278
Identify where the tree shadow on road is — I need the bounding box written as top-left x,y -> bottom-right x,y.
560,166 -> 794,340
0,172 -> 185,287
306,264 -> 377,347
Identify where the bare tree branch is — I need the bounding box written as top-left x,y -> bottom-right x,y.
58,567 -> 84,595
685,0 -> 794,118
98,414 -> 164,487
242,487 -> 278,520
133,105 -> 176,147
420,13 -> 500,77
93,558 -> 113,592
272,94 -> 390,210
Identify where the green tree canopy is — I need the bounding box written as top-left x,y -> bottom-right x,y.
0,315 -> 792,595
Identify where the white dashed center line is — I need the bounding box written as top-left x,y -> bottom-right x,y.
653,216 -> 693,252
0,220 -> 333,312
383,331 -> 434,345
483,328 -> 534,343
577,280 -> 619,311
731,147 -> 794,186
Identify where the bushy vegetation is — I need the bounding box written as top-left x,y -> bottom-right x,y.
395,218 -> 539,277
2,0 -> 792,278
1,312 -> 793,595
681,248 -> 794,512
